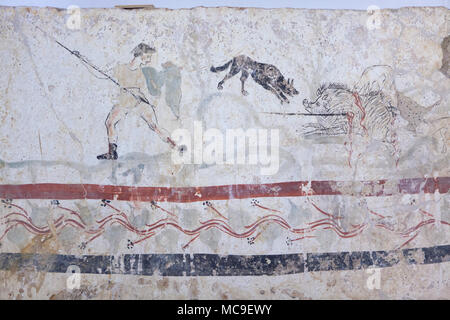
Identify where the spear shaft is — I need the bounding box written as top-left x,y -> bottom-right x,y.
260,111 -> 347,117
54,40 -> 150,105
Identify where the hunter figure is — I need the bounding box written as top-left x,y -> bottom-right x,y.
97,43 -> 177,160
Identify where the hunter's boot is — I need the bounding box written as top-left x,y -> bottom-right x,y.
97,143 -> 118,160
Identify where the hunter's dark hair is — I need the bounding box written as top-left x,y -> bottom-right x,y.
132,43 -> 156,57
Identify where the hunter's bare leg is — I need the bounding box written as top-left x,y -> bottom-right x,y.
97,105 -> 128,160
138,104 -> 177,148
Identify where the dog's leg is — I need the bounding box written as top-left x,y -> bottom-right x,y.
265,84 -> 285,104
276,88 -> 289,104
217,63 -> 240,90
270,82 -> 290,103
271,85 -> 289,104
252,75 -> 284,103
240,70 -> 249,96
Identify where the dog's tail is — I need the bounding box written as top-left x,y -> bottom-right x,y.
210,60 -> 232,73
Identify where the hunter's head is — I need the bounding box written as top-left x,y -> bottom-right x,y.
131,43 -> 156,66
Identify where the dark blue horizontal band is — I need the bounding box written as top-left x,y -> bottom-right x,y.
0,244 -> 448,276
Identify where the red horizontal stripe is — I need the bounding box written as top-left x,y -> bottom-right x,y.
0,177 -> 447,203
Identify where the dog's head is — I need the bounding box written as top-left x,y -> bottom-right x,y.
278,77 -> 299,97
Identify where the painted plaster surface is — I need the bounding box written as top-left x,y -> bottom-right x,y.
0,6 -> 449,299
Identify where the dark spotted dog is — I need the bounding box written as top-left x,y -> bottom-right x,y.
211,55 -> 299,104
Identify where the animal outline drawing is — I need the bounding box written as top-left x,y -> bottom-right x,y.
302,65 -> 400,166
210,55 -> 299,104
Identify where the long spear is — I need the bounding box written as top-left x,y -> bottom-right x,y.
54,40 -> 150,105
35,26 -> 151,106
260,111 -> 348,116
